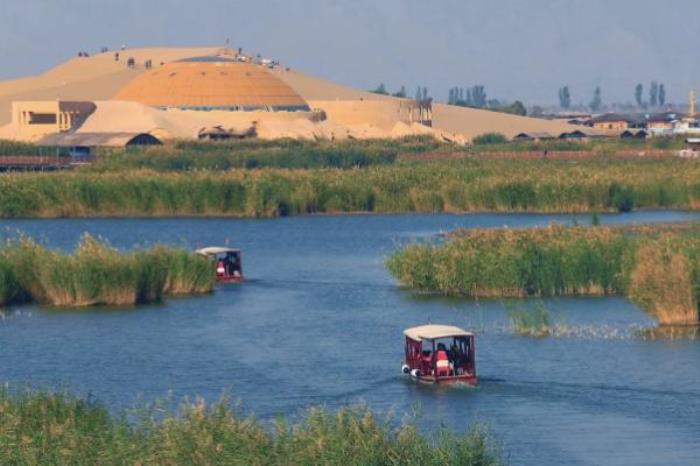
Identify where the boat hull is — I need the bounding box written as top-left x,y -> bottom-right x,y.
412,374 -> 478,386
216,275 -> 243,283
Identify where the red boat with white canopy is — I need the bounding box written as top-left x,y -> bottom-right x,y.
196,247 -> 243,283
402,324 -> 477,385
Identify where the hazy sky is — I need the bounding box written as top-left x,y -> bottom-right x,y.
1,0 -> 698,105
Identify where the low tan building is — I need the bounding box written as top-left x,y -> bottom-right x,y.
590,114 -> 631,131
11,101 -> 96,140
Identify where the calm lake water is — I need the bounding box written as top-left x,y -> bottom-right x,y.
1,211 -> 699,466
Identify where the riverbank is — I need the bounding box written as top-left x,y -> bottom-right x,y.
387,223 -> 700,325
0,389 -> 501,465
0,235 -> 213,306
1,157 -> 699,218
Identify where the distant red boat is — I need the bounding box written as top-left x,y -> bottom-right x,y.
402,324 -> 478,385
196,247 -> 243,283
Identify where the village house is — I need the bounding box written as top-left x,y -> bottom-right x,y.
588,113 -> 634,131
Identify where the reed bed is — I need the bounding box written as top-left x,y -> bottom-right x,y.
0,235 -> 214,307
0,140 -> 61,157
387,224 -> 700,325
2,157 -> 700,218
88,136 -> 441,172
469,134 -> 687,153
507,302 -> 552,336
0,390 -> 501,466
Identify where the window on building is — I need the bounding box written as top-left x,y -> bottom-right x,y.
29,113 -> 57,124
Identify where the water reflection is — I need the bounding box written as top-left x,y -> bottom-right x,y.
638,325 -> 700,340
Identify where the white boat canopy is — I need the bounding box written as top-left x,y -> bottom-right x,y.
403,324 -> 474,342
196,247 -> 241,256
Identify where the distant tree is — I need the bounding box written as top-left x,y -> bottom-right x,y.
635,83 -> 644,108
392,85 -> 407,98
510,100 -> 527,116
415,86 -> 422,101
470,85 -> 487,107
422,87 -> 429,101
531,105 -> 544,117
449,87 -> 470,106
589,86 -> 602,112
649,81 -> 659,108
371,83 -> 389,95
659,83 -> 666,107
496,100 -> 527,116
472,132 -> 509,145
558,86 -> 571,109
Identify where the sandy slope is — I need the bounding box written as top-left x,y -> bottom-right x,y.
0,46 -> 579,141
432,103 -> 575,139
63,100 -> 449,142
0,47 -> 218,125
275,69 -> 577,139
273,68 -> 390,101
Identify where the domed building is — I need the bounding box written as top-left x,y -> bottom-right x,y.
113,56 -> 310,112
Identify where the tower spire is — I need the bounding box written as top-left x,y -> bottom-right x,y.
690,90 -> 697,119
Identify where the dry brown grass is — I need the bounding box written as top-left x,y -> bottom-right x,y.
629,240 -> 699,325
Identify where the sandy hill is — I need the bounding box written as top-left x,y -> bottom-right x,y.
0,47 -> 217,125
273,69 -> 575,140
0,46 -> 579,141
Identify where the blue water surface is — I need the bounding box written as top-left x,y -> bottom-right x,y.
1,210 -> 699,466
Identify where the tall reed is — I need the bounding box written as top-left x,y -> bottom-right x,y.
88,136 -> 441,172
0,389 -> 502,465
507,301 -> 552,336
0,235 -> 214,307
1,157 -> 699,218
387,224 -> 700,325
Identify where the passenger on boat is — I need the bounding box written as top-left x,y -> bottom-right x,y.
450,342 -> 466,373
225,255 -> 238,276
436,343 -> 450,377
421,350 -> 432,373
216,259 -> 226,277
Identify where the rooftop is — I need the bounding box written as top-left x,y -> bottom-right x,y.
112,58 -> 309,111
403,324 -> 474,341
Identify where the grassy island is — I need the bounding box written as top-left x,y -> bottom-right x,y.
0,390 -> 501,466
0,235 -> 213,307
387,223 -> 700,326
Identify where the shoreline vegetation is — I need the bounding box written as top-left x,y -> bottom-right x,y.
0,390 -> 501,466
0,234 -> 213,307
0,137 -> 699,218
387,223 -> 700,326
1,159 -> 699,218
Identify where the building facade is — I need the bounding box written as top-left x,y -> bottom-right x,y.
11,101 -> 96,140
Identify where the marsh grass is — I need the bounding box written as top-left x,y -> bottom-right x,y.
507,301 -> 552,336
469,134 -> 688,153
88,136 -> 441,172
0,235 -> 214,307
2,157 -> 700,218
0,140 -> 62,157
0,390 -> 502,466
388,224 -> 700,325
627,238 -> 700,325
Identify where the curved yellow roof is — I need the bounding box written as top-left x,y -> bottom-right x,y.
113,57 -> 309,111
